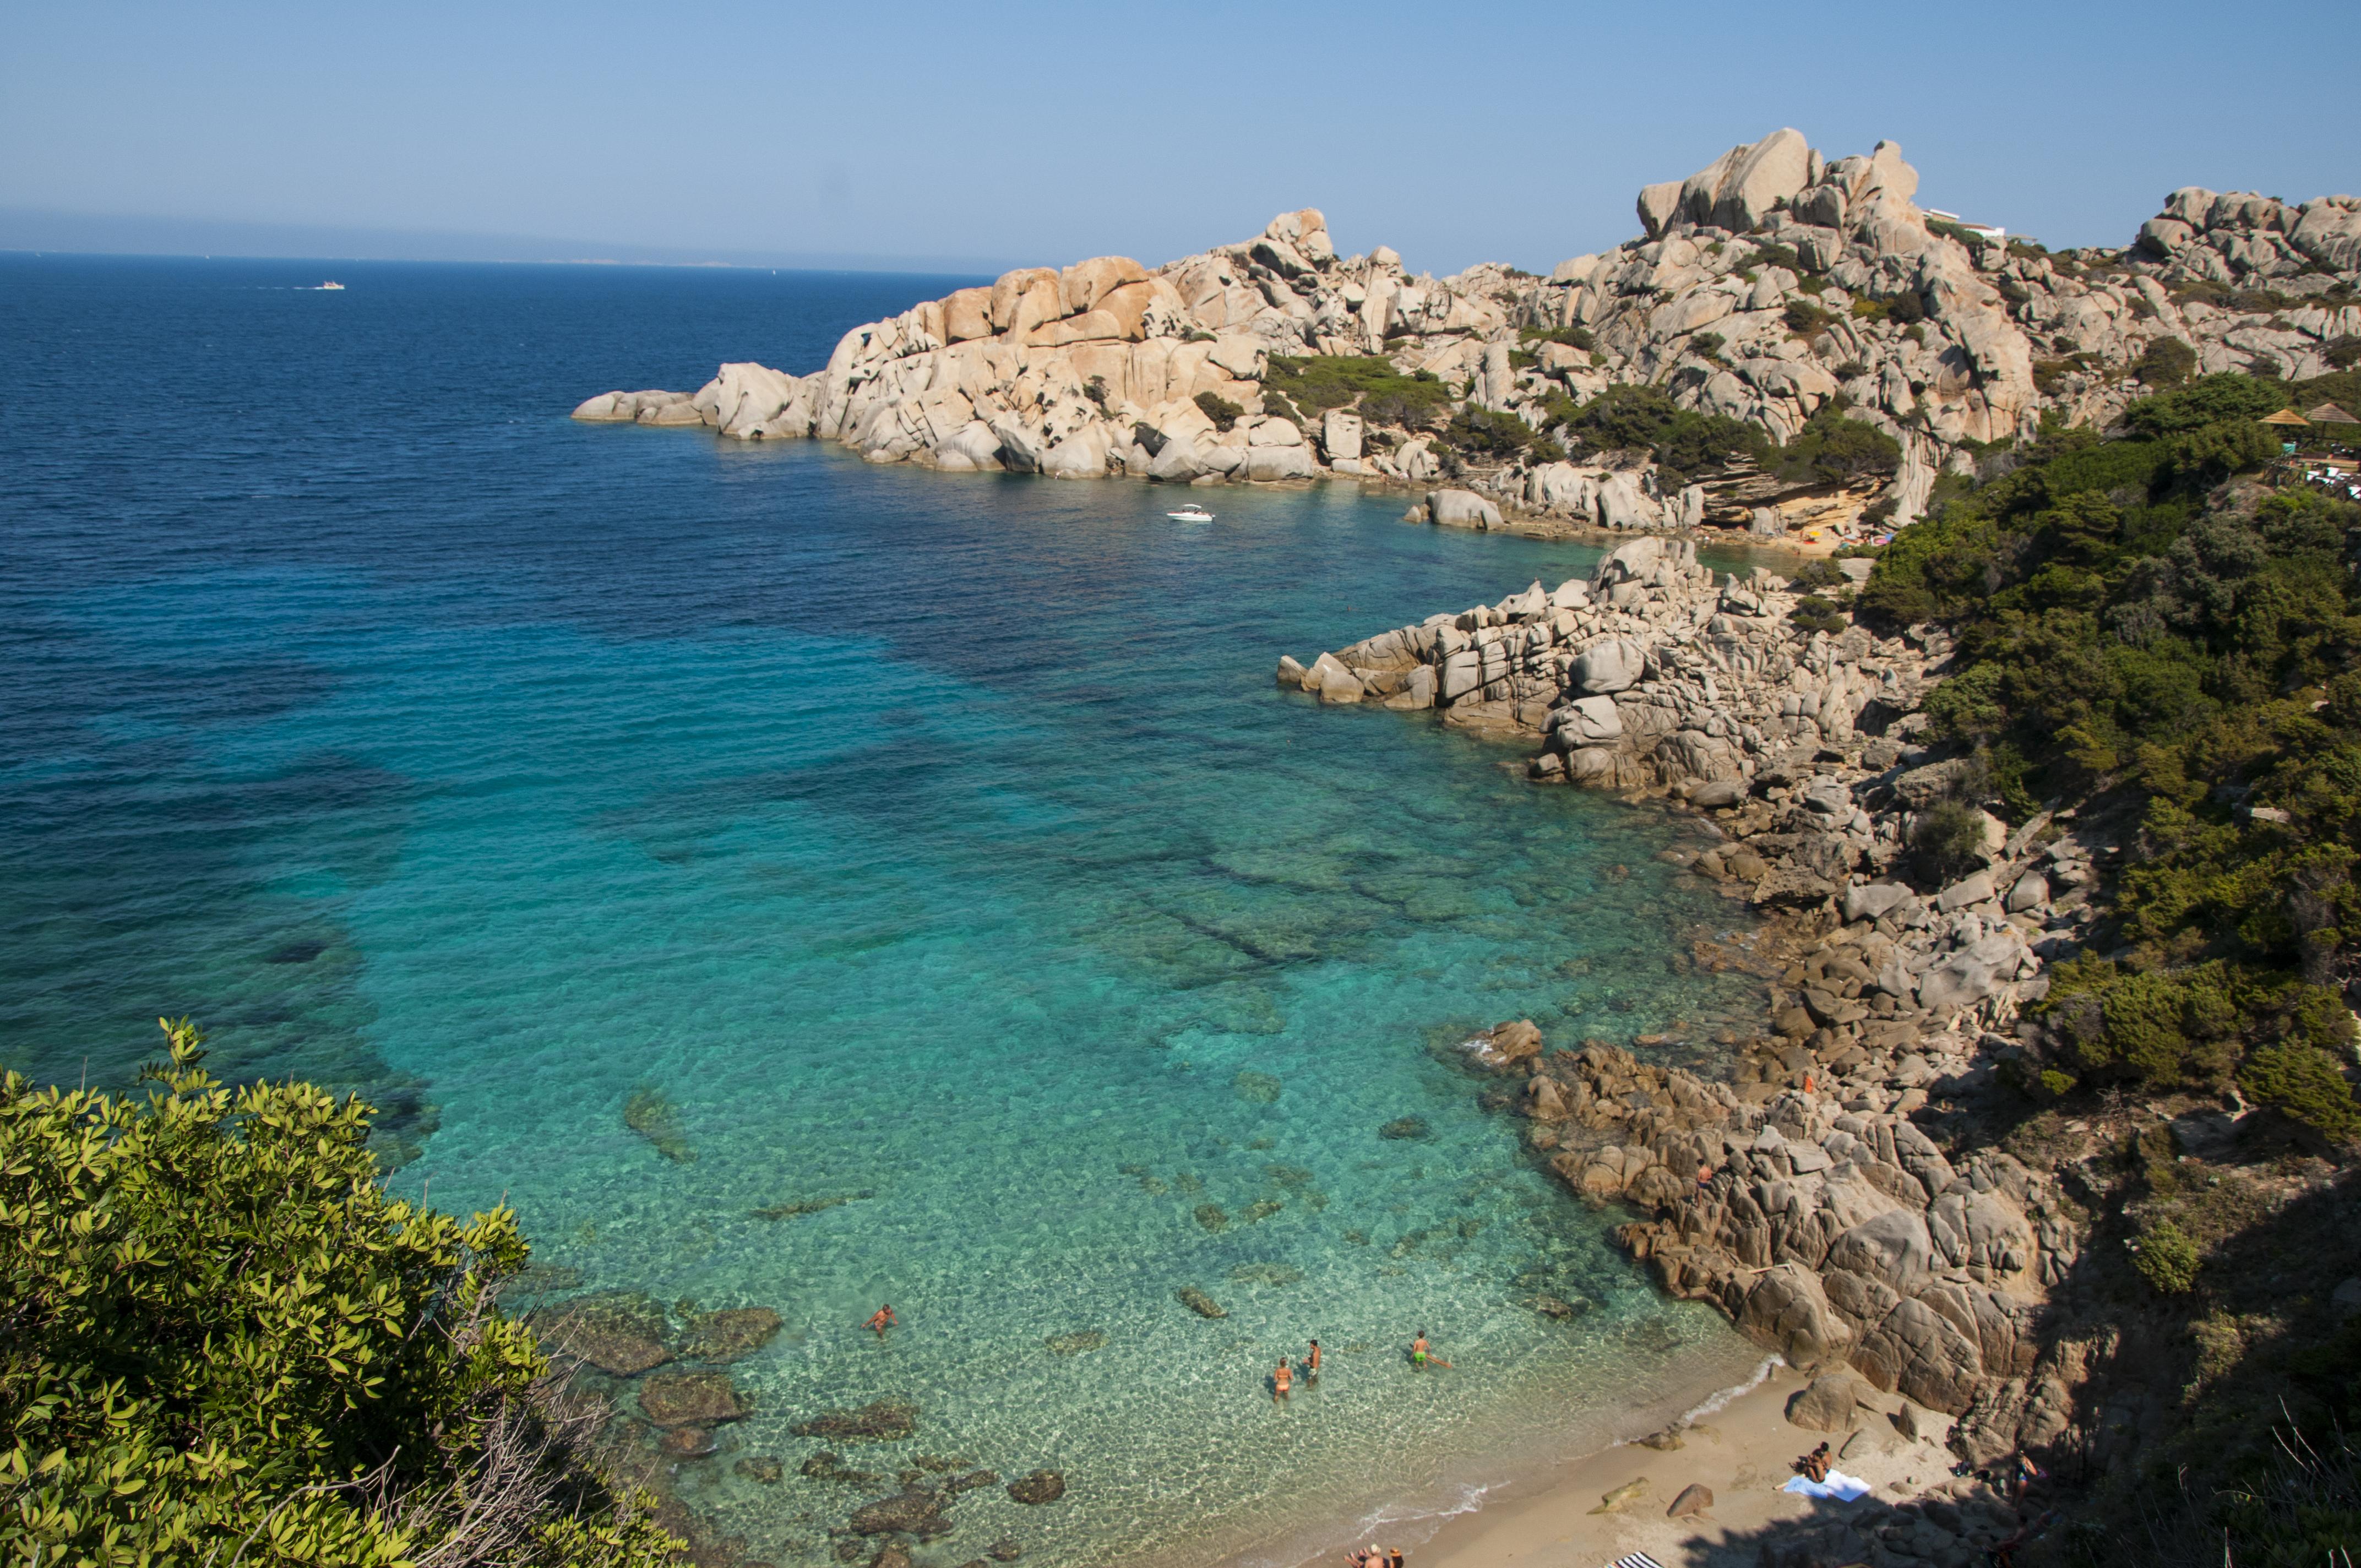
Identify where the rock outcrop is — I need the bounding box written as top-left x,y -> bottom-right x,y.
575,131 -> 2361,540
1304,546 -> 2141,1467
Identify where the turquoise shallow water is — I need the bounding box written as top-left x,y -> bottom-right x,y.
1,256 -> 1770,1567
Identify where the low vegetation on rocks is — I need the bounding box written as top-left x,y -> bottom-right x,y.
1860,371 -> 2361,1139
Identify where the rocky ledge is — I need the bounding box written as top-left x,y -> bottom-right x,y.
1295,554 -> 2127,1476
574,128 -> 2359,546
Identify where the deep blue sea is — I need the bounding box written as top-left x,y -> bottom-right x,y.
0,254 -> 1769,1567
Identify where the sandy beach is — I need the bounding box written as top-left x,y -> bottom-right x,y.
1341,1362 -> 1965,1568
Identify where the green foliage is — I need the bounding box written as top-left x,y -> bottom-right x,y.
1689,331 -> 1726,362
1517,324 -> 1595,352
1560,383 -> 1771,486
2133,1217 -> 2203,1294
2136,337 -> 2199,388
1194,390 -> 1243,432
2325,336 -> 2361,372
1774,408 -> 1902,487
1789,595 -> 1848,638
1783,300 -> 1836,338
0,1019 -> 682,1568
1911,798 -> 1990,880
1261,355 -> 1451,431
1748,240 -> 1803,274
1867,375 -> 2361,1139
1443,405 -> 1560,463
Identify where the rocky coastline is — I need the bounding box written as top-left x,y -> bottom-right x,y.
1280,548 -> 2147,1564
573,127 -> 2360,549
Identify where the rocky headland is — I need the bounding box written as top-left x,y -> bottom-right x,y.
575,127 -> 2361,545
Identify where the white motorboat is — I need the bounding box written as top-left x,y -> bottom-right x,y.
1166,503 -> 1215,522
316,281 -> 345,291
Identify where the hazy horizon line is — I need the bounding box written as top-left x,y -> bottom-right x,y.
0,205 -> 1025,277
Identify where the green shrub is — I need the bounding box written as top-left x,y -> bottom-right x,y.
2325,336 -> 2361,371
1690,331 -> 1726,361
1194,390 -> 1244,432
1749,241 -> 1803,274
1261,355 -> 1454,431
1562,383 -> 1771,485
1444,405 -> 1551,461
1774,409 -> 1902,486
2238,1041 -> 2361,1141
0,1020 -> 682,1567
1784,300 -> 1836,338
1518,324 -> 1595,352
2133,1217 -> 2202,1294
2136,337 -> 2200,388
1911,797 -> 1989,880
1790,595 -> 1848,638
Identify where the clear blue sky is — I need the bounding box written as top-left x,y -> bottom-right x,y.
3,0 -> 2353,275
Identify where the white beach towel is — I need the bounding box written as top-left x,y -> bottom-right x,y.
1608,1554 -> 1665,1568
1781,1469 -> 1873,1501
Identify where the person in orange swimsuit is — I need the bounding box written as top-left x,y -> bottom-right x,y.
866,1304 -> 897,1337
1273,1357 -> 1293,1401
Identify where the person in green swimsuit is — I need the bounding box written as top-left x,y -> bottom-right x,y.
1411,1331 -> 1450,1369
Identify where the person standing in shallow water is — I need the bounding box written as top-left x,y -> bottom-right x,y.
1306,1339 -> 1321,1381
1272,1357 -> 1293,1401
1410,1331 -> 1450,1369
866,1304 -> 896,1337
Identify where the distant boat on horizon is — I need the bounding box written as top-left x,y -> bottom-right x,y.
315,281 -> 345,291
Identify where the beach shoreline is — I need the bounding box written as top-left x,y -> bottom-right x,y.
1187,1348 -> 1806,1568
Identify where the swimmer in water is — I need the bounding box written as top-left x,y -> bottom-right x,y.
866,1304 -> 897,1337
1273,1357 -> 1293,1401
1307,1339 -> 1321,1380
1411,1331 -> 1451,1369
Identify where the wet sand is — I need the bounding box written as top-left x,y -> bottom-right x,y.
1337,1363 -> 1958,1568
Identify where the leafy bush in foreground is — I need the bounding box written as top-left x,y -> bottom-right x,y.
0,1019 -> 680,1567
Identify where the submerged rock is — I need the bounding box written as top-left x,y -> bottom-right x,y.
1175,1287 -> 1228,1319
1233,1070 -> 1283,1104
639,1371 -> 747,1428
1193,1204 -> 1229,1233
802,1452 -> 885,1488
623,1086 -> 694,1163
849,1490 -> 953,1538
1006,1470 -> 1067,1505
1043,1330 -> 1107,1356
791,1400 -> 919,1442
659,1426 -> 718,1458
944,1469 -> 1000,1495
678,1306 -> 784,1363
1378,1116 -> 1432,1141
535,1290 -> 672,1377
750,1191 -> 871,1220
735,1456 -> 784,1483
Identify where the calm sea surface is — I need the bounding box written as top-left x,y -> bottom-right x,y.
0,254 -> 1767,1566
